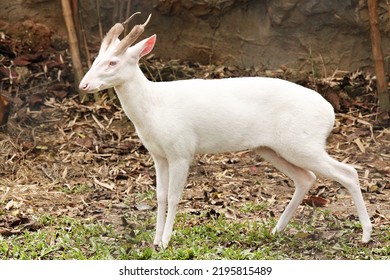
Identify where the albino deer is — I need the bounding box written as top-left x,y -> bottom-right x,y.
79,13 -> 372,248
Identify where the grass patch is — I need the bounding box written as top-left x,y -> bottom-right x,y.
0,215 -> 123,259
0,209 -> 389,260
59,183 -> 92,194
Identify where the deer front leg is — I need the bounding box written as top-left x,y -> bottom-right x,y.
152,155 -> 169,246
161,158 -> 191,249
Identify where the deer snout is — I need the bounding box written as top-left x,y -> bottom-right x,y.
79,82 -> 90,92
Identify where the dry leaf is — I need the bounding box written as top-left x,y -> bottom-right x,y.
29,93 -> 44,109
0,93 -> 10,126
135,203 -> 153,211
93,177 -> 115,190
302,196 -> 328,207
225,207 -> 236,219
4,200 -> 14,210
76,136 -> 93,149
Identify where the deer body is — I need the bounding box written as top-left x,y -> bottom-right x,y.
79,13 -> 372,248
116,74 -> 334,157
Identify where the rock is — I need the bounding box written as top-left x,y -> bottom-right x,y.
0,0 -> 388,71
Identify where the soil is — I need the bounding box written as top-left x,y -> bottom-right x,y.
0,30 -> 389,244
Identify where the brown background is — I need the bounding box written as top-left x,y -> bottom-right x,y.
0,0 -> 389,72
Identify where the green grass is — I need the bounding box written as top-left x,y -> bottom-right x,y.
0,215 -> 121,259
0,208 -> 389,260
59,183 -> 92,194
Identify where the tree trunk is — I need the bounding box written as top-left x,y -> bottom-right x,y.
367,0 -> 390,112
61,0 -> 87,102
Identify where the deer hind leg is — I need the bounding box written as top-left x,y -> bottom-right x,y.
274,147 -> 372,243
300,153 -> 372,243
257,147 -> 317,234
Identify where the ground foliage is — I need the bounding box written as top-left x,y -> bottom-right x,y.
0,30 -> 389,259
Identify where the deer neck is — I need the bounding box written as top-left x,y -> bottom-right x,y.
114,66 -> 154,129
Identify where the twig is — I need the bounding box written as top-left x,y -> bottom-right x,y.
81,29 -> 91,69
92,113 -> 105,130
0,187 -> 10,202
77,3 -> 91,69
387,1 -> 390,32
96,0 -> 103,40
39,165 -> 56,182
124,0 -> 132,35
94,0 -> 105,101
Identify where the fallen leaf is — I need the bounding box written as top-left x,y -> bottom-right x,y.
76,136 -> 93,149
135,203 -> 153,211
29,93 -> 44,109
294,232 -> 309,239
225,207 -> 236,219
0,94 -> 10,127
35,145 -> 49,150
4,200 -> 14,210
93,177 -> 115,190
0,66 -> 18,79
368,184 -> 381,194
13,55 -> 32,66
302,196 -> 328,207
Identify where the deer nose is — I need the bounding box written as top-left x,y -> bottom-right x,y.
79,82 -> 89,92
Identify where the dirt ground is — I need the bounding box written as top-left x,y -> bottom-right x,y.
0,34 -> 389,243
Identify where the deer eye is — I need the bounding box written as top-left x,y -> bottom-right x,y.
109,61 -> 117,67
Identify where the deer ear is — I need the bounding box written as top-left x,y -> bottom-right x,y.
139,34 -> 156,58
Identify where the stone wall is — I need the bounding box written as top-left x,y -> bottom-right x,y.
1,0 -> 389,72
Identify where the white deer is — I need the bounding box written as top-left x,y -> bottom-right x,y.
79,13 -> 372,248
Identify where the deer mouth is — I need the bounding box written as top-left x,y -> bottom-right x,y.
79,82 -> 104,93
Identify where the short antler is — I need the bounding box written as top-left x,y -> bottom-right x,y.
122,11 -> 141,25
114,13 -> 152,55
100,12 -> 142,53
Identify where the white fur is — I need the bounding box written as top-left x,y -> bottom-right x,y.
80,34 -> 372,248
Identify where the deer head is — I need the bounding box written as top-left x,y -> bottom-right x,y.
79,12 -> 154,93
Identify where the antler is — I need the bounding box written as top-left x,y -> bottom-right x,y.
122,11 -> 141,25
100,12 -> 142,53
114,13 -> 152,55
